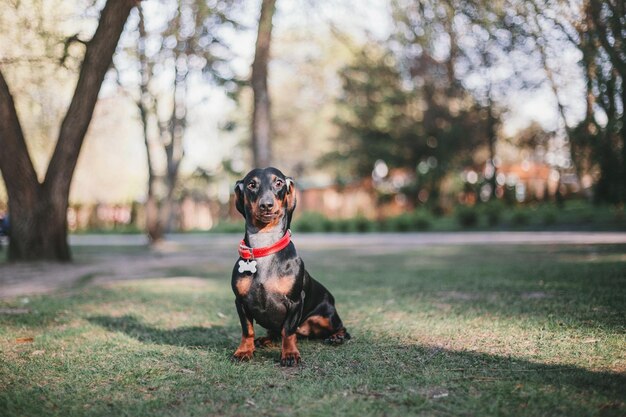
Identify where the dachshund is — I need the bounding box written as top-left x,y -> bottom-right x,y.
231,167 -> 350,366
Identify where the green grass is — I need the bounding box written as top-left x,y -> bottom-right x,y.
1,243 -> 625,416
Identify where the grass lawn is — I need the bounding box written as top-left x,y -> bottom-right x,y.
1,242 -> 625,416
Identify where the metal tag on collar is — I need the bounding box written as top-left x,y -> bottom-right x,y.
238,259 -> 257,274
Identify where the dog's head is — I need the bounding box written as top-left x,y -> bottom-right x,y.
234,167 -> 296,229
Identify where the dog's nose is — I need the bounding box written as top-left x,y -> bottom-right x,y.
259,199 -> 274,211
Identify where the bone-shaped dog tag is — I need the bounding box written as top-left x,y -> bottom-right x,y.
238,260 -> 257,274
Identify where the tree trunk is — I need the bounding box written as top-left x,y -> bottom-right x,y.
0,0 -> 135,261
621,84 -> 626,202
135,2 -> 190,241
136,5 -> 164,243
251,0 -> 277,168
145,195 -> 163,242
163,61 -> 186,233
7,189 -> 70,261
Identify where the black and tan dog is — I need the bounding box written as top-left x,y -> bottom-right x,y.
231,167 -> 349,366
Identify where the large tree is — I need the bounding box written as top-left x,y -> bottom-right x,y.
0,0 -> 136,261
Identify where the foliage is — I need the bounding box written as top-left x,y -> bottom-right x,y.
384,210 -> 433,232
0,0 -> 84,174
539,205 -> 558,226
328,0 -> 624,206
290,201 -> 626,233
510,207 -> 531,227
202,219 -> 245,234
332,43 -> 488,205
456,205 -> 479,228
293,209 -> 434,233
292,212 -> 334,233
574,0 -> 626,204
516,0 -> 626,203
480,200 -> 505,226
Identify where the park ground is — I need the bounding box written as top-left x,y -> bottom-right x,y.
1,232 -> 625,416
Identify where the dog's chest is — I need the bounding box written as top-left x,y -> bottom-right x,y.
243,258 -> 292,294
237,260 -> 296,325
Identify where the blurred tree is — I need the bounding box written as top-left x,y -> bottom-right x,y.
521,0 -> 625,203
574,0 -> 625,203
331,46 -> 410,178
394,0 -> 550,201
331,0 -> 575,208
251,0 -> 277,168
332,43 -> 486,206
270,29 -> 354,179
119,0 -> 238,242
0,0 -> 136,261
0,1 -> 79,178
332,0 -> 507,207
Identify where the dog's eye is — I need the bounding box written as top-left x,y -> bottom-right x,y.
247,182 -> 258,190
274,179 -> 284,188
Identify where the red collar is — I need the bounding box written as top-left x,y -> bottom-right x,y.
238,230 -> 292,260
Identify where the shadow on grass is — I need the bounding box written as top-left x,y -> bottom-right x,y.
87,315 -> 234,349
318,339 -> 626,417
321,244 -> 626,332
2,330 -> 625,417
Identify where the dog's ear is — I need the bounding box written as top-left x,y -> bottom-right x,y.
234,180 -> 245,216
285,177 -> 297,214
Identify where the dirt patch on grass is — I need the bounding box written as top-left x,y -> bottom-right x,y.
0,243 -> 233,299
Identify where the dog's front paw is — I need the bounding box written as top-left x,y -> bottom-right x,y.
280,350 -> 301,367
232,348 -> 254,362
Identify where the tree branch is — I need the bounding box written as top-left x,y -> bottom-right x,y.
60,34 -> 89,67
588,1 -> 626,77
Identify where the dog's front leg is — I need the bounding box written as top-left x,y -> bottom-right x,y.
280,293 -> 304,366
232,299 -> 255,362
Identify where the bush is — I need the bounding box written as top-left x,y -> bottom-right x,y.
377,218 -> 391,231
375,210 -> 433,232
411,210 -> 432,230
541,207 -> 558,226
510,208 -> 530,227
334,219 -> 354,232
388,213 -> 413,231
613,207 -> 626,225
482,201 -> 505,227
562,200 -> 595,224
576,207 -> 595,224
456,206 -> 478,228
209,220 -> 245,233
292,212 -> 333,233
353,215 -> 373,233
